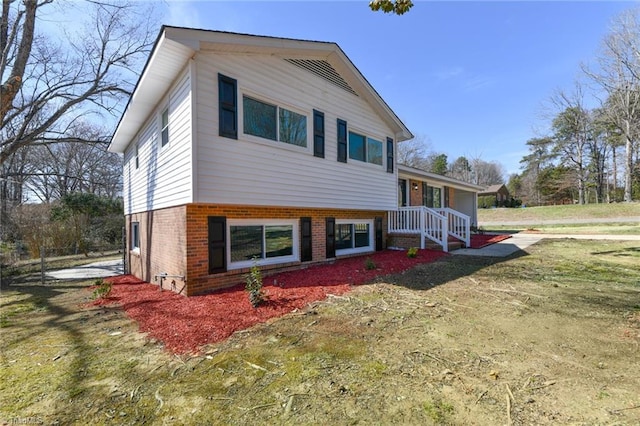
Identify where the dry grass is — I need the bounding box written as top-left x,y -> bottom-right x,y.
1,240 -> 639,424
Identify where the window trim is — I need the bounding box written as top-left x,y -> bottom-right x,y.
347,129 -> 384,167
241,92 -> 309,150
335,219 -> 375,256
131,221 -> 140,253
160,107 -> 169,148
227,219 -> 300,270
134,143 -> 139,169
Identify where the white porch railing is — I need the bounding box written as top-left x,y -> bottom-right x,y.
435,208 -> 471,248
388,206 -> 471,252
388,206 -> 449,252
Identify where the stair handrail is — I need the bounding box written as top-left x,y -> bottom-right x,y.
389,207 -> 448,251
435,208 -> 470,247
423,207 -> 448,252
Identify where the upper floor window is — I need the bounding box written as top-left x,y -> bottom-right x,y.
243,95 -> 307,147
349,131 -> 382,165
161,108 -> 169,147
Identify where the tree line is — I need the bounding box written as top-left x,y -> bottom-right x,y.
510,9 -> 640,205
397,136 -> 506,187
1,0 -> 157,259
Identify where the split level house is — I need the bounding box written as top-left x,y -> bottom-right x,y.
108,26 -> 482,296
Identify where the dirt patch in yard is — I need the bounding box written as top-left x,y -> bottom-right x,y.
1,239 -> 639,425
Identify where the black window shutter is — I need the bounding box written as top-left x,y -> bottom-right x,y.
208,216 -> 227,273
325,217 -> 336,259
313,110 -> 325,158
375,216 -> 383,251
218,74 -> 237,139
301,217 -> 312,261
337,119 -> 347,163
386,137 -> 394,173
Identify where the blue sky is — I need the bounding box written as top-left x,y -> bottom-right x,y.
160,1 -> 635,177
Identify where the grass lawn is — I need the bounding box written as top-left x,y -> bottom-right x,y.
1,239 -> 639,424
478,202 -> 640,223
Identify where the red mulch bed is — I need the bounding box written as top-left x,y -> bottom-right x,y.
470,233 -> 511,249
89,249 -> 447,354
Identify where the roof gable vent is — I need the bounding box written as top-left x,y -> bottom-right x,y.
284,59 -> 358,96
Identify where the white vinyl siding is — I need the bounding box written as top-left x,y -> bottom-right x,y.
194,54 -> 397,210
123,68 -> 193,215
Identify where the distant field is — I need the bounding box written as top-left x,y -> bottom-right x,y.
478,203 -> 640,223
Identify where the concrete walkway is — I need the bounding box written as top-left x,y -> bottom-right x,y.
453,233 -> 640,258
47,259 -> 124,280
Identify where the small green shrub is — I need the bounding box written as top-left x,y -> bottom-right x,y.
365,257 -> 376,270
407,247 -> 418,258
245,260 -> 266,308
91,278 -> 112,299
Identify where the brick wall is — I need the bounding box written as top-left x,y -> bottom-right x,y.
126,204 -> 388,296
125,206 -> 187,287
387,233 -> 421,250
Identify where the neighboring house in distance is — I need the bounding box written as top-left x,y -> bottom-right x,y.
108,26 -> 413,295
478,184 -> 510,208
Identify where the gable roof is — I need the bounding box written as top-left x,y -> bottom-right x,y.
479,184 -> 508,195
108,26 -> 413,153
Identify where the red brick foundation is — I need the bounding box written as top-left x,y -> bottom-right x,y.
387,233 -> 421,250
127,204 -> 388,296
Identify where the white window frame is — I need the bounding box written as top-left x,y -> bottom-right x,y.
227,219 -> 299,270
131,221 -> 140,253
347,128 -> 384,168
335,219 -> 375,256
240,91 -> 310,153
160,106 -> 169,148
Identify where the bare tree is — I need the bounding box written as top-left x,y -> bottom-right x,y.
471,158 -> 505,186
397,134 -> 435,170
583,8 -> 640,202
0,0 -> 157,166
25,122 -> 121,202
